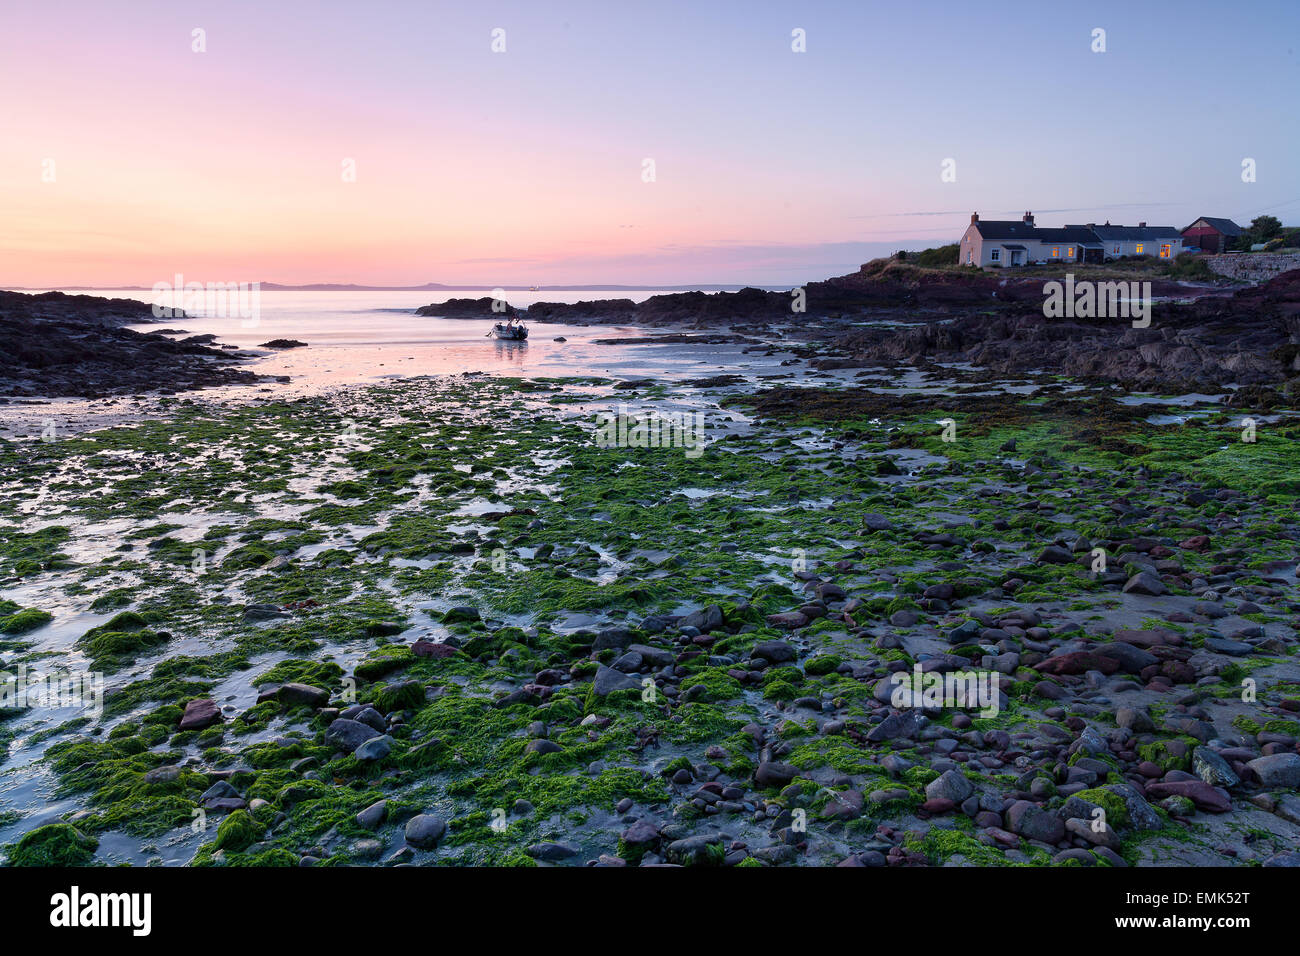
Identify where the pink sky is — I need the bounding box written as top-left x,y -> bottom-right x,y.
2,1 -> 1295,287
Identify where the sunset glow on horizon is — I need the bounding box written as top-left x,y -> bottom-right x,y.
3,0 -> 1297,287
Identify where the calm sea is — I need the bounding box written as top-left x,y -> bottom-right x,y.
30,288 -> 772,388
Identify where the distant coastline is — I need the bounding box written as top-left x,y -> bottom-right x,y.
5,282 -> 772,293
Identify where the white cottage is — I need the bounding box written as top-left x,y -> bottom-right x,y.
1073,222 -> 1184,260
958,212 -> 1184,267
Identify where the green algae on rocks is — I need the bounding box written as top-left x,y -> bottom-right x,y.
0,372 -> 1297,868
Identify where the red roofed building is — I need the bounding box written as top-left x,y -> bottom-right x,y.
1181,217 -> 1243,254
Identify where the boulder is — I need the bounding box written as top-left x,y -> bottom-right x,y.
1192,747 -> 1240,788
1144,780 -> 1231,813
324,718 -> 382,752
753,761 -> 798,788
276,683 -> 330,708
1005,800 -> 1064,843
404,814 -> 447,849
751,640 -> 796,664
925,770 -> 974,805
1247,753 -> 1300,789
590,664 -> 643,696
178,698 -> 221,731
354,735 -> 393,762
681,606 -> 724,632
1122,571 -> 1168,596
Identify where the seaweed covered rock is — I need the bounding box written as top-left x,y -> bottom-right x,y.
5,823 -> 98,866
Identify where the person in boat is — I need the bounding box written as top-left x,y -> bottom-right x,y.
490,315 -> 527,338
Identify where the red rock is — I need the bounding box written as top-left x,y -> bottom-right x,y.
765,611 -> 808,629
1034,651 -> 1121,676
521,683 -> 553,700
412,640 -> 455,658
822,790 -> 865,820
1159,660 -> 1197,684
919,798 -> 957,815
1113,629 -> 1170,647
203,797 -> 247,812
178,698 -> 221,731
1145,780 -> 1232,813
1179,535 -> 1210,551
984,827 -> 1020,847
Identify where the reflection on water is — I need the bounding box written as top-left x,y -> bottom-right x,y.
97,289 -> 766,392
493,338 -> 528,369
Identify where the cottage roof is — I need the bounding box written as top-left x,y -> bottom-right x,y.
971,220 -> 1041,241
1079,224 -> 1183,241
971,215 -> 1194,248
1182,217 -> 1242,236
1034,227 -> 1103,246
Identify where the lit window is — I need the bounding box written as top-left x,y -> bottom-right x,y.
1160,244 -> 1171,258
1135,243 -> 1144,255
1113,245 -> 1120,254
1051,246 -> 1060,257
1067,246 -> 1075,258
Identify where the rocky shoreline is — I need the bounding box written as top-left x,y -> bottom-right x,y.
0,291 -> 259,399
1,266 -> 1298,869
826,270 -> 1300,397
1,367 -> 1297,868
414,263 -> 1300,400
416,262 -> 1230,328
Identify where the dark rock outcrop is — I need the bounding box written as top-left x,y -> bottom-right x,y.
0,290 -> 257,398
828,269 -> 1300,394
414,297 -> 515,317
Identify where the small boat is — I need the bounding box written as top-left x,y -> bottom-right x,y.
491,321 -> 528,340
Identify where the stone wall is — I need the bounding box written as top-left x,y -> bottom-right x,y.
1203,252 -> 1300,282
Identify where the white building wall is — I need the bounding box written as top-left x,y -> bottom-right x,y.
1103,237 -> 1184,259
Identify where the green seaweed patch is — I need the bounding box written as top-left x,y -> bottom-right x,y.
211,809 -> 265,852
5,823 -> 98,867
76,611 -> 170,671
253,658 -> 344,689
1072,787 -> 1131,829
43,735 -> 205,837
355,646 -> 416,682
0,607 -> 52,635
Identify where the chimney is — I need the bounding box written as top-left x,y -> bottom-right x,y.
1105,220 -> 1111,226
1086,223 -> 1095,229
971,212 -> 979,224
1022,211 -> 1034,225
1138,221 -> 1146,228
